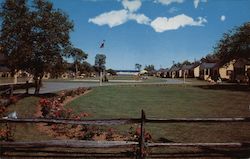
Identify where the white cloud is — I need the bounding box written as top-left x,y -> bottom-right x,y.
194,0 -> 207,8
122,0 -> 142,12
128,13 -> 151,24
88,9 -> 150,28
150,14 -> 207,32
220,15 -> 226,21
154,0 -> 185,5
88,10 -> 129,28
194,0 -> 199,8
168,7 -> 178,13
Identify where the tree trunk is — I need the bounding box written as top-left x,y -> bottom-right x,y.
247,69 -> 250,86
34,75 -> 42,95
34,77 -> 39,95
248,75 -> 250,86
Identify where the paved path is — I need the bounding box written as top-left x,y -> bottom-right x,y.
13,78 -> 186,94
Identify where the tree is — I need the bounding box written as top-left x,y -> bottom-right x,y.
0,0 -> 74,94
144,64 -> 155,76
200,54 -> 219,63
79,61 -> 94,76
144,64 -> 155,72
0,0 -> 33,74
94,54 -> 106,73
106,69 -> 117,76
50,59 -> 68,79
181,60 -> 191,65
67,47 -> 87,77
135,63 -> 142,71
214,22 -> 250,64
95,54 -> 106,82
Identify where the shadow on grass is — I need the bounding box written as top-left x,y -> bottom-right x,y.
198,146 -> 250,158
2,148 -> 134,158
148,146 -> 250,158
4,147 -> 250,158
195,84 -> 250,92
157,137 -> 174,143
13,92 -> 58,99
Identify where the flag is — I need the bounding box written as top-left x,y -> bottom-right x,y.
100,40 -> 105,48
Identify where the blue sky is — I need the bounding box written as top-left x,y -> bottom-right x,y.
3,0 -> 250,70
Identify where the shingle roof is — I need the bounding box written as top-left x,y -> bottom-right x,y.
181,64 -> 194,70
234,58 -> 250,68
158,68 -> 169,72
0,66 -> 10,72
0,53 -> 8,64
169,66 -> 181,71
200,63 -> 217,69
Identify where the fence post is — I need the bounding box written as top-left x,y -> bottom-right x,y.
26,81 -> 29,94
10,85 -> 13,97
139,109 -> 146,159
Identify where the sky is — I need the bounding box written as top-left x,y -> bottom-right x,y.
2,0 -> 250,70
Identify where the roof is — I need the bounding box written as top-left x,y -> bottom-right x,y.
157,68 -> 169,73
200,63 -> 217,70
234,58 -> 250,68
0,53 -> 8,64
169,65 -> 181,71
0,66 -> 10,72
181,64 -> 194,70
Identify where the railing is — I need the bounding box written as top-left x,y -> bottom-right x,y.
0,86 -> 13,97
1,110 -> 250,158
0,81 -> 32,97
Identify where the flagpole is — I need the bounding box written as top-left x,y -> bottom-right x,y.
99,40 -> 105,86
100,71 -> 102,86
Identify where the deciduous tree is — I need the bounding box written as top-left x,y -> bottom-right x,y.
214,22 -> 250,64
135,63 -> 142,71
0,0 -> 74,94
94,54 -> 106,73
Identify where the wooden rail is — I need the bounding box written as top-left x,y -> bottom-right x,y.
0,87 -> 12,96
1,109 -> 250,158
0,118 -> 140,125
0,140 -> 138,148
1,116 -> 250,125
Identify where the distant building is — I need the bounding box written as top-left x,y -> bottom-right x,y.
0,53 -> 11,77
179,64 -> 199,78
233,58 -> 250,82
115,70 -> 139,76
169,65 -> 181,78
199,63 -> 217,80
156,68 -> 169,78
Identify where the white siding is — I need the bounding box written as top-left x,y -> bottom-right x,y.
194,65 -> 200,78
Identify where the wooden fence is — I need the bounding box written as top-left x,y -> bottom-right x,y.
1,110 -> 250,158
0,81 -> 33,96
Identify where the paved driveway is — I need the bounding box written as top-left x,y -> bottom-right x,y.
14,78 -> 185,94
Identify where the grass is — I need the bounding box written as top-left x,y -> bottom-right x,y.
3,96 -> 52,141
2,83 -> 250,157
66,84 -> 250,143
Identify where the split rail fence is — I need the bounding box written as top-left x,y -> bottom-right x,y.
1,110 -> 250,158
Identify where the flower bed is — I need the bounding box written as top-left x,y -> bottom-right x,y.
38,87 -> 152,142
38,87 -> 111,140
0,95 -> 19,118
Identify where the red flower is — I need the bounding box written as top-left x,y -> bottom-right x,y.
10,96 -> 18,104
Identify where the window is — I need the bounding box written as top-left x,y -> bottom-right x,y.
226,70 -> 232,76
205,69 -> 209,75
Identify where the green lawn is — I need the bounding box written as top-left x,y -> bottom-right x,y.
3,96 -> 52,141
2,84 -> 250,158
66,84 -> 250,143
